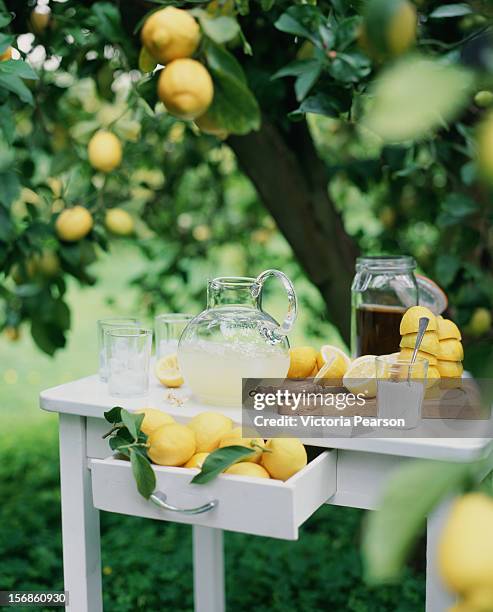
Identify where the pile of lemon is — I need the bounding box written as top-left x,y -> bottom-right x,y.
136,408 -> 308,481
140,7 -> 215,126
399,305 -> 463,390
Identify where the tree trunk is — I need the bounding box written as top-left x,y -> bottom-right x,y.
228,118 -> 359,344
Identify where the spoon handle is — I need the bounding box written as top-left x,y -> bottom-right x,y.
411,317 -> 430,365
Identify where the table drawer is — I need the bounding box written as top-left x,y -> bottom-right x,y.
90,448 -> 336,540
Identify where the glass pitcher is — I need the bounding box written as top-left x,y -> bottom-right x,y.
178,270 -> 298,407
351,255 -> 418,357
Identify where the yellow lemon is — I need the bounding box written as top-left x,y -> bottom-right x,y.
224,463 -> 270,479
287,346 -> 318,379
437,316 -> 462,340
155,354 -> 184,388
134,408 -> 175,435
438,339 -> 464,362
400,331 -> 440,355
468,307 -> 492,336
184,452 -> 210,469
399,347 -> 437,366
30,7 -> 50,35
219,434 -> 265,463
0,47 -> 12,61
105,208 -> 135,236
261,438 -> 307,481
477,114 -> 493,181
400,306 -> 437,335
33,250 -> 60,277
343,355 -> 377,398
438,493 -> 493,594
141,7 -> 200,65
464,587 -> 493,612
147,423 -> 196,466
157,59 -> 214,120
315,345 -> 351,382
437,360 -> 464,378
55,206 -> 93,242
88,130 -> 122,173
195,112 -> 229,139
425,365 -> 441,389
363,0 -> 416,58
187,411 -> 233,452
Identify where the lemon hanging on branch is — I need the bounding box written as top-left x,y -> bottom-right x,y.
88,130 -> 122,173
157,59 -> 214,120
141,6 -> 201,65
105,208 -> 134,236
361,0 -> 417,59
55,206 -> 93,242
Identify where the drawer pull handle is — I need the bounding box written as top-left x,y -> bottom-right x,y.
150,491 -> 218,515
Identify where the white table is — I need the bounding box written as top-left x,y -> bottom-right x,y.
40,374 -> 493,612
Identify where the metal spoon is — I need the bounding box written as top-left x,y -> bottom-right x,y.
407,316 -> 430,383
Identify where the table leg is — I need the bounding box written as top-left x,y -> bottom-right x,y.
59,414 -> 102,612
192,526 -> 225,612
426,499 -> 456,612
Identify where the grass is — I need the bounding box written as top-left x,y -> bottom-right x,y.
0,245 -> 425,611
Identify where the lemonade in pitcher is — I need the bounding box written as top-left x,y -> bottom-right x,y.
178,271 -> 297,407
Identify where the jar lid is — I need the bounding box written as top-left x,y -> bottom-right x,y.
356,255 -> 416,272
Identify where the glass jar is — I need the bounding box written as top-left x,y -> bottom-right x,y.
351,255 -> 418,357
178,270 -> 298,407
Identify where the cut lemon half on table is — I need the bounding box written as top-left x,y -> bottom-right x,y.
343,355 -> 377,398
155,354 -> 184,388
314,345 -> 351,382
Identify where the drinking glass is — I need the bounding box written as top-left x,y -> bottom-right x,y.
154,313 -> 194,359
97,317 -> 141,381
105,327 -> 152,397
376,354 -> 428,429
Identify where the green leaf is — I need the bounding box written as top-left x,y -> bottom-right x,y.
204,40 -> 246,84
0,12 -> 13,29
430,4 -> 472,18
362,460 -> 471,583
121,409 -> 144,441
272,58 -> 322,80
104,406 -> 123,424
198,13 -> 240,44
207,67 -> 260,135
363,56 -> 474,143
191,445 -> 256,484
274,5 -> 322,45
0,171 -> 20,207
437,192 -> 478,227
130,448 -> 156,499
435,254 -> 461,287
0,73 -> 33,105
295,62 -> 322,101
0,60 -> 38,81
289,93 -> 342,119
30,319 -> 65,356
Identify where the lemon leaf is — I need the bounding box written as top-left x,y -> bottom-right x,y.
191,445 -> 256,484
362,460 -> 471,583
121,409 -> 145,441
130,448 -> 156,499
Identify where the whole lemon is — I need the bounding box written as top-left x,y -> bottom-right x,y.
55,206 -> 93,242
224,463 -> 270,479
475,91 -> 493,108
134,408 -> 175,436
141,7 -> 200,65
468,307 -> 492,337
0,47 -> 12,62
187,412 -> 233,452
363,0 -> 417,58
147,423 -> 196,466
88,130 -> 122,173
184,452 -> 210,469
438,493 -> 493,594
219,432 -> 265,463
465,586 -> 493,612
157,59 -> 214,120
261,438 -> 307,481
33,250 -> 60,277
105,208 -> 134,236
195,112 -> 229,139
287,346 -> 318,379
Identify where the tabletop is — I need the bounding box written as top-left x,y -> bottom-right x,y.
40,373 -> 493,462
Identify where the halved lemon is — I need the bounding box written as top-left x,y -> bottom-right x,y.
315,345 -> 351,382
342,355 -> 377,397
155,354 -> 184,388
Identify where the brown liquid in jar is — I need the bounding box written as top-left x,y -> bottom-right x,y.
356,304 -> 407,356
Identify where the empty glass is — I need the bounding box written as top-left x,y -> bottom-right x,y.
154,313 -> 194,359
105,327 -> 152,397
376,355 -> 428,429
97,317 -> 141,381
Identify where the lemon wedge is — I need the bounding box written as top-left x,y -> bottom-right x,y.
315,345 -> 351,382
343,355 -> 377,398
155,354 -> 184,388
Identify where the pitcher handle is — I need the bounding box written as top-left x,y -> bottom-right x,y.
251,269 -> 298,343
